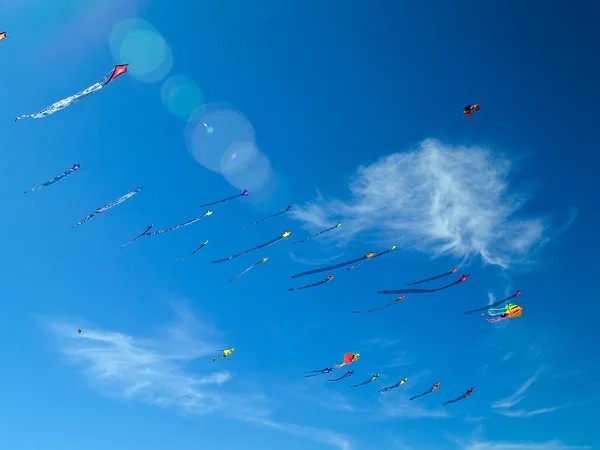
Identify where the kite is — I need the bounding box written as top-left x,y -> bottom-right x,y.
213,348 -> 234,362
378,274 -> 469,295
443,387 -> 474,406
24,163 -> 81,194
409,382 -> 440,401
293,222 -> 342,245
120,223 -> 154,249
463,104 -> 480,116
334,353 -> 360,369
291,251 -> 377,279
288,275 -> 334,291
199,189 -> 248,208
175,395 -> 191,401
484,303 -> 523,323
213,231 -> 291,263
351,373 -> 380,388
77,329 -> 81,334
347,245 -> 397,271
231,257 -> 269,282
303,367 -> 334,378
379,377 -> 408,393
245,205 -> 292,228
0,32 -> 6,42
16,64 -> 128,121
328,370 -> 355,382
463,290 -> 522,315
174,240 -> 209,262
145,210 -> 214,236
70,186 -> 142,229
406,268 -> 457,286
352,295 -> 406,314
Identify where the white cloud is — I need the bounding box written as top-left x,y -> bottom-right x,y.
496,407 -> 561,418
487,293 -> 496,306
291,139 -> 552,268
463,440 -> 590,450
492,368 -> 544,409
377,394 -> 449,420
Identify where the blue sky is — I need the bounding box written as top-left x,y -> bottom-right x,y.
1,1 -> 598,449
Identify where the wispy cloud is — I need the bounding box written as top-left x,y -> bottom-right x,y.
291,139 -> 554,268
496,407 -> 561,417
491,367 -> 544,409
377,395 -> 449,420
487,292 -> 496,306
463,439 -> 590,450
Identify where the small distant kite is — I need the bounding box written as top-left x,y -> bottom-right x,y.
288,275 -> 334,291
409,382 -> 440,401
145,210 -> 214,236
0,32 -> 6,41
291,251 -> 376,279
24,163 -> 80,194
303,367 -> 334,378
443,387 -> 474,406
199,189 -> 248,208
484,304 -> 523,323
351,373 -> 380,388
463,290 -> 521,315
378,274 -> 469,295
347,245 -> 397,271
175,395 -> 191,401
352,295 -> 406,314
77,329 -> 82,333
213,231 -> 291,263
230,257 -> 269,282
213,348 -> 234,362
334,353 -> 360,369
407,268 -> 457,286
174,240 -> 209,262
293,222 -> 342,245
328,370 -> 354,382
16,64 -> 128,121
70,186 -> 142,229
245,206 -> 291,228
463,104 -> 480,116
379,377 -> 408,393
120,223 -> 154,249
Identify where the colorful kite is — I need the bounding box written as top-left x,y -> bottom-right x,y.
379,377 -> 408,393
288,275 -> 334,291
0,32 -> 6,42
213,348 -> 234,362
463,290 -> 521,315
347,245 -> 396,271
352,295 -> 406,314
378,274 -> 469,295
351,373 -> 380,388
145,210 -> 213,236
334,353 -> 360,369
120,223 -> 154,249
16,64 -> 128,121
199,189 -> 248,208
443,387 -> 474,406
406,268 -> 457,286
409,382 -> 440,400
463,104 -> 480,116
484,304 -> 523,323
231,257 -> 269,282
174,240 -> 209,262
77,329 -> 82,334
328,370 -> 354,382
303,367 -> 334,378
23,163 -> 80,194
291,251 -> 376,279
245,205 -> 291,228
70,186 -> 142,229
293,222 -> 342,245
213,231 -> 291,263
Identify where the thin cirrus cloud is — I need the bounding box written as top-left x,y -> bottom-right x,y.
43,312 -> 352,450
291,139 -> 569,268
463,440 -> 590,450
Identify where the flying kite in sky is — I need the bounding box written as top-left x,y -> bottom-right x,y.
352,295 -> 406,314
463,104 -> 480,116
484,304 -> 523,323
245,206 -> 292,228
174,240 -> 209,262
347,245 -> 397,271
303,367 -> 334,378
0,32 -> 6,42
463,290 -> 522,315
351,373 -> 380,388
328,370 -> 354,382
120,223 -> 154,249
23,163 -> 80,194
291,251 -> 376,279
213,348 -> 234,362
443,387 -> 474,406
293,222 -> 342,245
70,186 -> 142,229
378,377 -> 408,393
77,329 -> 81,334
16,64 -> 128,121
175,395 -> 191,401
334,353 -> 360,369
199,189 -> 248,208
409,382 -> 440,400
288,275 -> 334,291
406,268 -> 457,286
378,274 -> 469,295
145,210 -> 214,236
213,231 -> 291,263
230,257 -> 269,282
